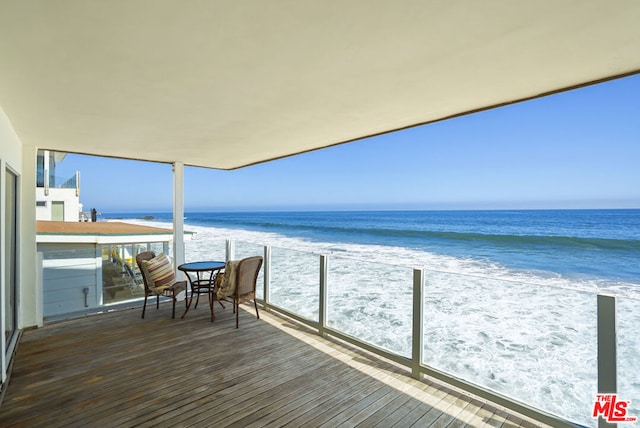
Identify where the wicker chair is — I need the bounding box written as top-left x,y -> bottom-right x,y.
136,251 -> 187,319
217,256 -> 263,328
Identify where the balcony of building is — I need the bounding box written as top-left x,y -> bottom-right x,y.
0,301 -> 548,427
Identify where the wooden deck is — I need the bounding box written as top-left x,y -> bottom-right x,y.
0,302 -> 549,427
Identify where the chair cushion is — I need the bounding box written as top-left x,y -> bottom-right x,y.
141,253 -> 175,292
216,260 -> 239,299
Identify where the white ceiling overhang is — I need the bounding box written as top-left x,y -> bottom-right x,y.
1,0 -> 639,170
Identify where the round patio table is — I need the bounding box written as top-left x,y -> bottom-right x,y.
178,261 -> 226,322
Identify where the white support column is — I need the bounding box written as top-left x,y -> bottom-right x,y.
172,162 -> 185,274
21,144 -> 39,329
412,268 -> 425,379
119,246 -> 125,274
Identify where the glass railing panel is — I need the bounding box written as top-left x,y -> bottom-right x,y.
40,241 -> 177,318
234,240 -> 263,259
327,256 -> 413,358
42,247 -> 102,317
58,174 -> 77,189
185,238 -> 226,263
423,270 -> 597,426
102,242 -> 173,305
36,170 -> 45,187
145,242 -> 171,258
102,244 -> 145,305
269,247 -> 319,322
617,295 -> 640,423
234,241 -> 265,300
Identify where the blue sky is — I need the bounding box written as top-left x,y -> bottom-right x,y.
56,74 -> 640,213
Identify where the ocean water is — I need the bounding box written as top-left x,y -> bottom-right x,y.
107,209 -> 640,289
106,209 -> 640,426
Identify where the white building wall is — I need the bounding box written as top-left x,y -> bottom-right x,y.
36,187 -> 81,222
0,105 -> 38,385
35,186 -> 49,220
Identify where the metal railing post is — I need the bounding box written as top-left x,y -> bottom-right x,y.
597,294 -> 617,428
319,254 -> 328,337
412,268 -> 424,379
226,239 -> 235,262
263,245 -> 271,311
36,252 -> 44,328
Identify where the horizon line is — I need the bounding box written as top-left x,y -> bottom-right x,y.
99,206 -> 640,215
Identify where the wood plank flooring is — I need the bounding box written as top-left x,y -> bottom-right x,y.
0,302 -> 550,427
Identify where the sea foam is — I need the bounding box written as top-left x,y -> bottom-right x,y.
129,219 -> 639,427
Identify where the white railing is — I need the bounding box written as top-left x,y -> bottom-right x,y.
227,239 -> 637,428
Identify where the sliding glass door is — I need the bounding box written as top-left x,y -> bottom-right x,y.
4,169 -> 18,345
